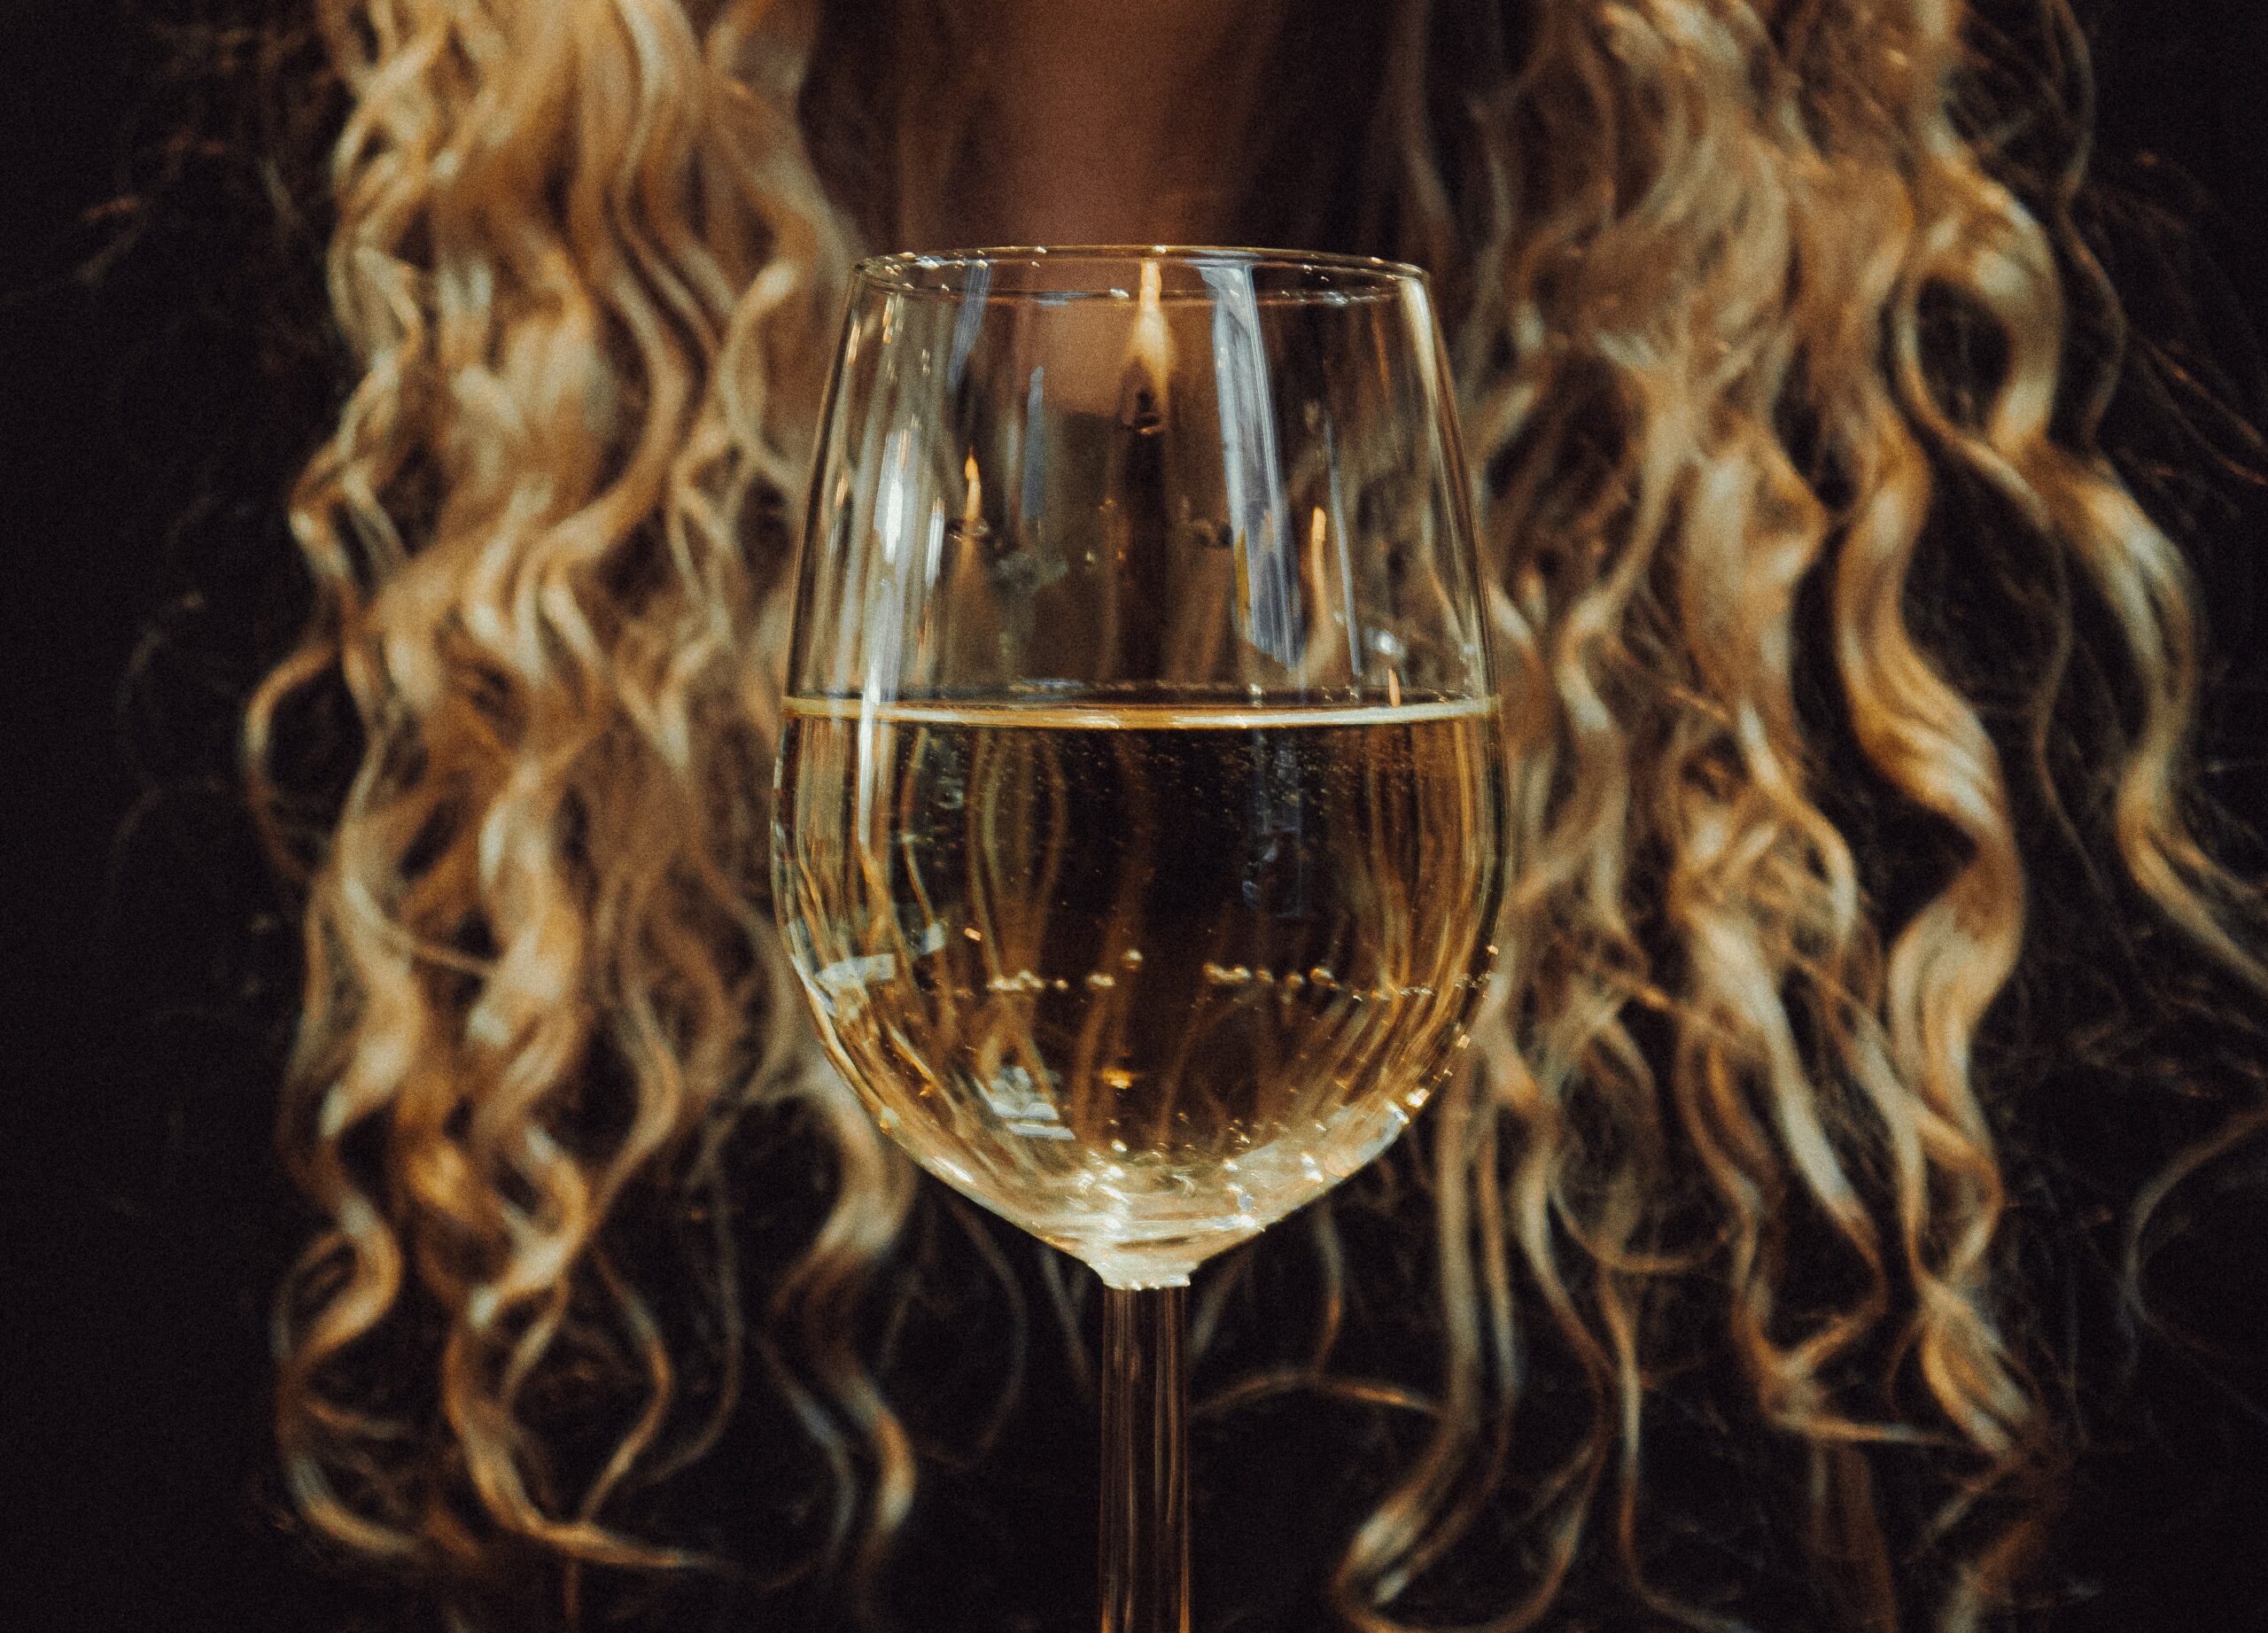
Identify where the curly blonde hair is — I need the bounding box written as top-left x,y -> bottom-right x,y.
250,0 -> 2265,1626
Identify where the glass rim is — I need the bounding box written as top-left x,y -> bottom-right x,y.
852,245 -> 1431,301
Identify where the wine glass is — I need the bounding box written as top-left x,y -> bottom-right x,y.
772,247 -> 1504,1632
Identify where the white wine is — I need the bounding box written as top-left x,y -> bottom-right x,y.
773,695 -> 1503,1287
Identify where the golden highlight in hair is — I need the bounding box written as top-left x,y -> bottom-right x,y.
249,0 -> 2265,1626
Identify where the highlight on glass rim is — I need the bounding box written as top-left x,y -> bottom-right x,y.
32,2 -> 2264,1630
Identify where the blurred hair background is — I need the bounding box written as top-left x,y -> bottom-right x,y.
2,3 -> 2263,1629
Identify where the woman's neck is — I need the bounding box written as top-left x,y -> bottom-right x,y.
961,0 -> 1287,247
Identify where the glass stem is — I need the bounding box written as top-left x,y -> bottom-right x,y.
1099,1283 -> 1190,1633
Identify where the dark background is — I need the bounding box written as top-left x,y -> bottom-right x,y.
4,3 -> 2265,1630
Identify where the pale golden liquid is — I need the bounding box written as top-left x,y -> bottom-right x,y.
773,697 -> 1503,1286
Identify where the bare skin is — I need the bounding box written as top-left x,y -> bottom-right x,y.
964,0 -> 1288,247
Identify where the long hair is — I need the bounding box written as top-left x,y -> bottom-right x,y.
249,0 -> 2266,1626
